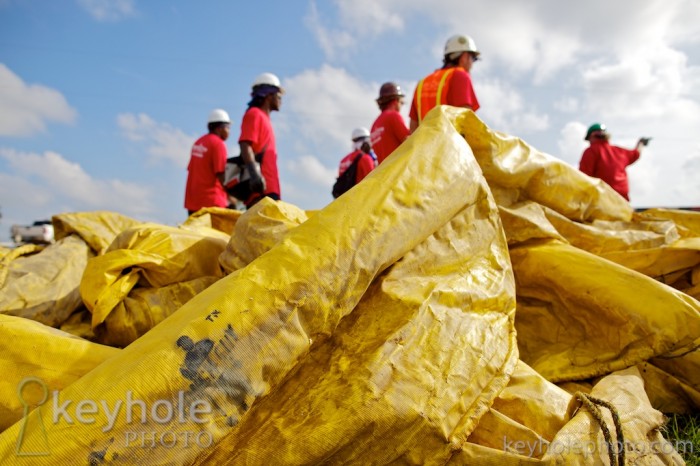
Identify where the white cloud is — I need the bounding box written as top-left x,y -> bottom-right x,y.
0,64 -> 77,137
304,2 -> 356,59
556,121 -> 588,167
305,0 -> 405,60
478,79 -> 549,135
282,64 -> 379,156
582,47 -> 689,119
117,113 -> 196,168
77,0 -> 136,22
287,155 -> 336,188
334,0 -> 404,37
0,147 -> 154,216
553,97 -> 579,114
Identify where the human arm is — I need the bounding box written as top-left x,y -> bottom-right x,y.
629,137 -> 650,165
390,112 -> 410,143
239,141 -> 265,193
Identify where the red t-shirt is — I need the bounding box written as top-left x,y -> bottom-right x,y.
579,140 -> 640,200
370,109 -> 409,164
409,67 -> 480,122
338,150 -> 375,184
184,133 -> 228,211
239,107 -> 280,203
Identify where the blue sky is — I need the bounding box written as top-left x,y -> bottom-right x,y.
1,0 -> 699,241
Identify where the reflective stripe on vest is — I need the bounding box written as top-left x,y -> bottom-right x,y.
416,68 -> 455,123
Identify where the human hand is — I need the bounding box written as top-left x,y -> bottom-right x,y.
246,162 -> 266,193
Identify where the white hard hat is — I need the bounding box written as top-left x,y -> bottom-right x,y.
444,34 -> 480,57
252,72 -> 284,93
351,127 -> 370,141
207,108 -> 230,124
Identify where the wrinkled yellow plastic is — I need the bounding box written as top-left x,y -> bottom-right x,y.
182,207 -> 242,236
0,106 -> 516,464
639,208 -> 700,237
94,276 -> 220,347
80,223 -> 229,339
511,240 -> 700,382
218,198 -> 308,274
452,108 -> 633,222
0,314 -> 119,432
0,106 -> 698,464
543,367 -> 684,464
0,236 -> 89,327
52,211 -> 141,255
195,176 -> 517,464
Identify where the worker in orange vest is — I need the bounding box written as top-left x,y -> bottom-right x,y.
408,34 -> 481,132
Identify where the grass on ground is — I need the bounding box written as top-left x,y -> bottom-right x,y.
664,412 -> 699,465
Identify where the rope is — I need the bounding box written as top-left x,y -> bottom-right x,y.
574,392 -> 625,466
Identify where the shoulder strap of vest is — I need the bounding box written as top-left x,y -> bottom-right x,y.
416,68 -> 456,123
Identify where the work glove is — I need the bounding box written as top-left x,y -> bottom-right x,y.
246,162 -> 266,193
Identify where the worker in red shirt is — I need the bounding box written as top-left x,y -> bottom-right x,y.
579,123 -> 651,201
338,128 -> 375,183
239,72 -> 284,208
370,82 -> 410,164
184,109 -> 231,216
409,34 -> 481,132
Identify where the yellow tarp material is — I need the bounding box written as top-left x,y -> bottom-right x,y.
1,106 -> 697,464
195,175 -> 516,464
452,367 -> 684,464
499,201 -> 700,298
94,276 -> 220,347
454,108 -> 633,222
601,238 -> 700,298
1,212 -> 144,329
52,211 -> 142,255
182,206 -> 242,236
219,198 -> 308,274
461,360 -> 570,463
637,358 -> 700,414
649,348 -> 700,411
544,367 -> 684,464
0,314 -> 119,432
510,240 -> 700,383
0,244 -> 45,288
639,208 -> 700,237
0,106 -> 518,464
80,223 -> 229,346
58,307 -> 96,341
0,236 -> 90,327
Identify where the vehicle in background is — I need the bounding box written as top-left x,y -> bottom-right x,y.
10,220 -> 55,244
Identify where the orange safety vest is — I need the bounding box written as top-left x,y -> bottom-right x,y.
415,68 -> 456,123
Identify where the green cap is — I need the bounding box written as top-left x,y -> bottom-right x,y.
585,123 -> 607,141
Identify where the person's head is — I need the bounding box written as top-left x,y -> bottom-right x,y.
351,127 -> 371,153
207,108 -> 231,140
376,82 -> 405,111
443,34 -> 480,71
585,123 -> 610,142
249,72 -> 284,112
